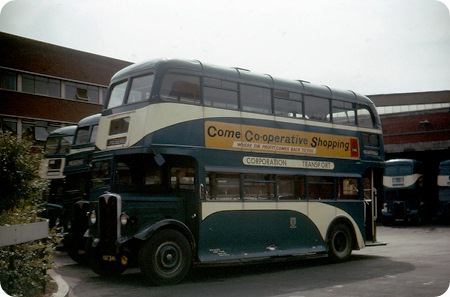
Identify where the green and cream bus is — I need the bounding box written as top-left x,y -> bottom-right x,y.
86,58 -> 385,285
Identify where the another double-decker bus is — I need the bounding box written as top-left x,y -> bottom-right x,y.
86,58 -> 385,285
39,125 -> 76,181
62,113 -> 100,262
437,160 -> 450,223
39,125 -> 76,227
382,159 -> 430,224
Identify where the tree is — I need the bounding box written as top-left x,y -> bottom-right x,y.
0,132 -> 56,296
0,132 -> 47,211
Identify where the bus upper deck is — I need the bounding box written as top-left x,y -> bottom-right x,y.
39,125 -> 77,180
96,59 -> 383,165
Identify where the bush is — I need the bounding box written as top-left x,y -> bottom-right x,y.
0,132 -> 59,296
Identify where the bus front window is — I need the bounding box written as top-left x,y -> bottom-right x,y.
126,74 -> 154,104
107,81 -> 127,109
91,160 -> 112,189
44,137 -> 60,155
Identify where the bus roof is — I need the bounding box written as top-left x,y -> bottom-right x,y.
110,58 -> 374,106
77,113 -> 100,128
48,125 -> 77,138
385,159 -> 421,166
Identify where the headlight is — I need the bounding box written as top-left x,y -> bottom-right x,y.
89,210 -> 97,225
120,212 -> 128,226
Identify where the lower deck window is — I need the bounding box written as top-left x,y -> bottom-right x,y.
206,172 -> 240,200
242,174 -> 275,200
205,172 -> 361,201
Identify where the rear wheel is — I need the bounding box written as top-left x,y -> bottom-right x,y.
328,223 -> 354,262
139,229 -> 192,286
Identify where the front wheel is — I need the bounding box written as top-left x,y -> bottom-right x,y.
328,223 -> 354,262
139,229 -> 192,286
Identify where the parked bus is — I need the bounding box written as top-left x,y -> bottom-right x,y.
382,159 -> 430,224
86,58 -> 385,285
62,113 -> 100,263
39,125 -> 76,226
437,160 -> 450,223
39,125 -> 76,181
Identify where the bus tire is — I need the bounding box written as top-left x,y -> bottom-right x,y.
139,229 -> 192,286
328,223 -> 353,262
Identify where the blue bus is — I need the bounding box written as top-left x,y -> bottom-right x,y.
86,58 -> 385,285
39,125 -> 76,181
39,125 -> 76,227
62,113 -> 100,263
437,160 -> 450,223
382,159 -> 430,224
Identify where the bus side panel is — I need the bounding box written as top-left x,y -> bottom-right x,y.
319,201 -> 366,247
197,209 -> 325,262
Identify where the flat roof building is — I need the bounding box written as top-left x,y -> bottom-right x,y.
0,32 -> 131,148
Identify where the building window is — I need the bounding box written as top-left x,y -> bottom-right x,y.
22,74 -> 35,93
22,74 -> 61,97
0,117 -> 17,134
0,69 -> 17,90
65,82 -> 99,102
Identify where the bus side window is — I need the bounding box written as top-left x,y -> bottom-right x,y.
332,101 -> 356,126
356,105 -> 375,128
277,175 -> 306,200
338,178 -> 359,200
206,172 -> 240,200
242,174 -> 275,200
160,73 -> 201,104
170,167 -> 195,191
240,84 -> 272,114
307,176 -> 334,200
304,95 -> 330,122
274,90 -> 303,118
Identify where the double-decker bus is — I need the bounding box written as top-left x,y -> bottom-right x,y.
39,125 -> 76,181
437,160 -> 450,223
86,58 -> 385,285
39,125 -> 76,226
382,159 -> 430,224
62,113 -> 100,262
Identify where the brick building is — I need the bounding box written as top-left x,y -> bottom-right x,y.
0,32 -> 131,148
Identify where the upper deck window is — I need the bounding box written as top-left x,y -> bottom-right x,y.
107,80 -> 128,109
203,77 -> 238,109
356,105 -> 376,128
332,101 -> 356,125
44,137 -> 60,155
74,127 -> 90,145
385,164 -> 413,176
274,90 -> 303,118
304,96 -> 331,122
126,74 -> 154,104
160,73 -> 201,104
240,84 -> 271,114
